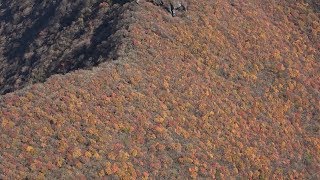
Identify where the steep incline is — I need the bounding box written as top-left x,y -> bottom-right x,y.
0,0 -> 319,179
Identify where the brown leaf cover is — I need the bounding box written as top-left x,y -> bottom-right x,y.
0,0 -> 319,179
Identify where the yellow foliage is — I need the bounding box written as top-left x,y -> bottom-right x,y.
118,150 -> 130,162
73,148 -> 82,158
131,149 -> 138,157
85,151 -> 92,158
57,157 -> 64,167
1,118 -> 15,128
273,50 -> 282,60
178,156 -> 194,164
98,169 -> 105,177
154,116 -> 165,123
105,162 -> 113,175
108,152 -> 116,160
94,152 -> 102,160
26,146 -> 34,153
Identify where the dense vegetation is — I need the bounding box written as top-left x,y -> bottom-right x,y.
0,0 -> 319,179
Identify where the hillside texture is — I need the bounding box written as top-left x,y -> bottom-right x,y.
0,0 -> 319,179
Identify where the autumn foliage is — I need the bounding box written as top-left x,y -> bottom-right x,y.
0,0 -> 319,179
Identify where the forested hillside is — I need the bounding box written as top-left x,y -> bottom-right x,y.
0,0 -> 319,179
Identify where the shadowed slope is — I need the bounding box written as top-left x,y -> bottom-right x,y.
0,0 -> 134,94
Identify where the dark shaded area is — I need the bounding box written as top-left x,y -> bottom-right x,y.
112,0 -> 132,5
0,0 -> 133,95
305,0 -> 320,12
47,6 -> 127,75
0,4 -> 14,23
4,1 -> 61,63
59,3 -> 82,29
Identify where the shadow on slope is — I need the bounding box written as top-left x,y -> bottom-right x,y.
0,0 -> 133,95
4,0 -> 61,63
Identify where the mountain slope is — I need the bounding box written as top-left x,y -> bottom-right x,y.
0,0 -> 319,179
